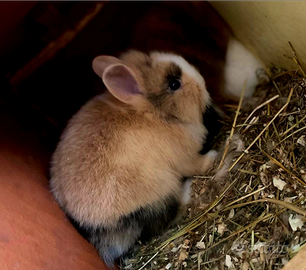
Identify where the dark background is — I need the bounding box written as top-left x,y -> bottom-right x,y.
0,1 -> 232,152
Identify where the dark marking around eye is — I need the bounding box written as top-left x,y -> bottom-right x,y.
165,63 -> 182,81
146,62 -> 182,113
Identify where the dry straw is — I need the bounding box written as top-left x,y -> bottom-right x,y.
121,46 -> 306,270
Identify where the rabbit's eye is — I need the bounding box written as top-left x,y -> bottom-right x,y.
169,79 -> 181,91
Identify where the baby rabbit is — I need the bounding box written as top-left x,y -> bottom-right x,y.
50,50 -> 217,267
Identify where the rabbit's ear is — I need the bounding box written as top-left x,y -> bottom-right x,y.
92,55 -> 122,78
102,63 -> 142,104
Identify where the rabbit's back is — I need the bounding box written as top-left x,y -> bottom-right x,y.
50,93 -> 201,228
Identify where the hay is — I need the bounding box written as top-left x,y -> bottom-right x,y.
120,60 -> 306,270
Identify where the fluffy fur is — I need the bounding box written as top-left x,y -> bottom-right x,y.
224,38 -> 263,98
50,50 -> 216,267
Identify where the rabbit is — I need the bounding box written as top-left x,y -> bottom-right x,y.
50,50 -> 218,268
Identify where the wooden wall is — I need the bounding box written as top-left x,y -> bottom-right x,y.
209,1 -> 306,71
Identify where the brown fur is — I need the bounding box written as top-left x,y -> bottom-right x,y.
50,50 -> 219,267
50,51 -> 215,229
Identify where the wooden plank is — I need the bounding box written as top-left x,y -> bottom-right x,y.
282,245 -> 306,270
9,2 -> 105,88
0,107 -> 111,270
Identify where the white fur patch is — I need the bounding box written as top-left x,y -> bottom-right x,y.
181,178 -> 193,205
206,149 -> 218,161
224,38 -> 263,98
152,52 -> 211,106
